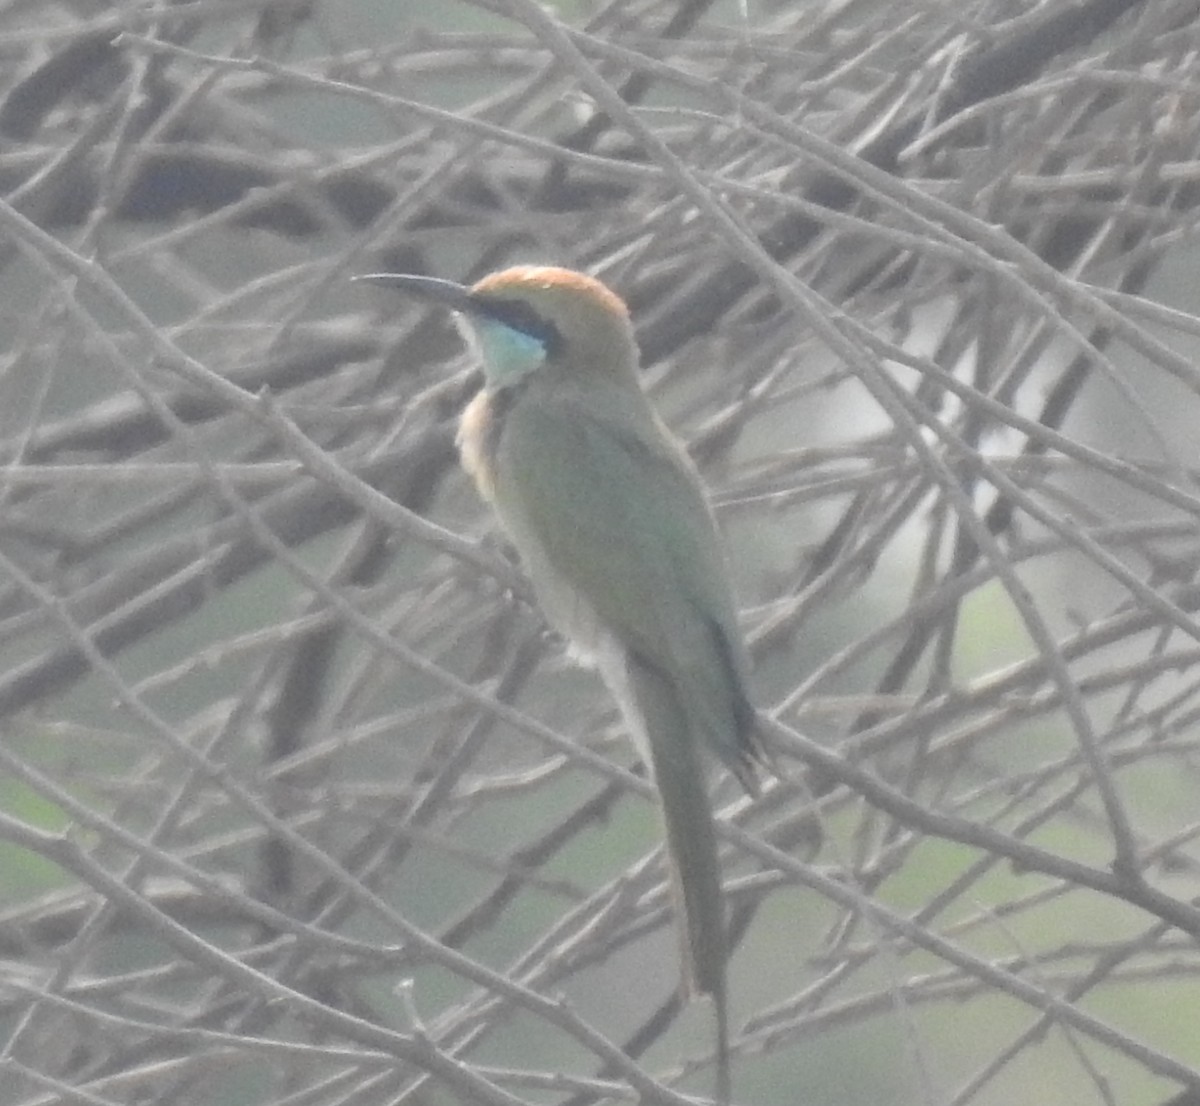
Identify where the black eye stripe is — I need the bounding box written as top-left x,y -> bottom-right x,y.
472,296 -> 563,356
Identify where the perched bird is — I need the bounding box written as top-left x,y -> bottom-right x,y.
359,265 -> 764,1101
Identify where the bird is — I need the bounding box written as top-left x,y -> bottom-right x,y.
358,264 -> 765,1102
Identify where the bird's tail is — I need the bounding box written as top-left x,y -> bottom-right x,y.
625,653 -> 731,1101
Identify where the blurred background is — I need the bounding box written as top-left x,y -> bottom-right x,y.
3,1 -> 1200,1104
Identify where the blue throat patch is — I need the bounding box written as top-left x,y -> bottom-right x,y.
469,318 -> 548,386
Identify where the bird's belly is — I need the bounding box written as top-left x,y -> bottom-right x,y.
496,486 -> 654,768
493,492 -> 610,665
522,541 -> 608,666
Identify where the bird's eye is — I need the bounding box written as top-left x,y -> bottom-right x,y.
475,298 -> 563,357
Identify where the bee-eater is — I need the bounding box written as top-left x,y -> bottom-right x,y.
359,265 -> 764,1101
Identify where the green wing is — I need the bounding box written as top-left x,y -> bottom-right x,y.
492,385 -> 758,781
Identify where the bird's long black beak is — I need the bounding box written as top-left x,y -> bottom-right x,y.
354,272 -> 475,313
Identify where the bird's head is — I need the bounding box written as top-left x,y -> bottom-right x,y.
358,265 -> 638,389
